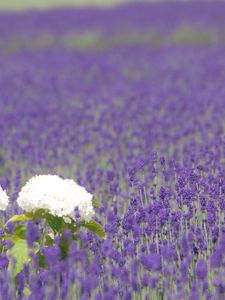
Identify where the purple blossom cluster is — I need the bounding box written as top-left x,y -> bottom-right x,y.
0,2 -> 225,300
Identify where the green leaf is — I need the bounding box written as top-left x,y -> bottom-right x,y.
14,225 -> 26,239
46,213 -> 65,234
67,221 -> 80,234
7,239 -> 30,277
82,220 -> 106,240
45,234 -> 54,246
24,286 -> 31,296
59,234 -> 70,260
37,251 -> 46,269
33,209 -> 46,219
92,199 -> 102,207
7,209 -> 47,224
8,213 -> 34,223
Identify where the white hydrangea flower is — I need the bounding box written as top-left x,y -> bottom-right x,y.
0,185 -> 9,211
17,175 -> 95,222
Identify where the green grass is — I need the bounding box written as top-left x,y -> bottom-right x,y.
0,27 -> 218,56
0,0 -> 126,11
170,26 -> 217,45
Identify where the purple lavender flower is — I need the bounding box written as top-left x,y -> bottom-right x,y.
195,259 -> 208,280
0,254 -> 9,270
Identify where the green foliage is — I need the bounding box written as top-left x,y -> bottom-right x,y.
1,203 -> 106,277
37,251 -> 46,269
170,27 -> 214,45
59,234 -> 70,259
0,0 -> 122,11
7,239 -> 30,277
82,220 -> 106,239
46,213 -> 65,234
45,234 -> 54,246
92,199 -> 102,207
8,213 -> 33,223
8,209 -> 46,223
14,225 -> 26,237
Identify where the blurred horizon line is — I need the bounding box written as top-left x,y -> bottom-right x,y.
0,0 -> 199,12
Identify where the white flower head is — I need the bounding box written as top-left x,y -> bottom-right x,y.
0,185 -> 9,211
17,175 -> 95,222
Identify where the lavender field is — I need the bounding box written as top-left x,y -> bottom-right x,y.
0,2 -> 225,300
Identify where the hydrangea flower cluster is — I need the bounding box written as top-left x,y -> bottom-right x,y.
17,175 -> 94,222
0,185 -> 9,211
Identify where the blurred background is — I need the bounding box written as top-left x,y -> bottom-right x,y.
1,0 -> 136,10
0,0 -> 224,176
